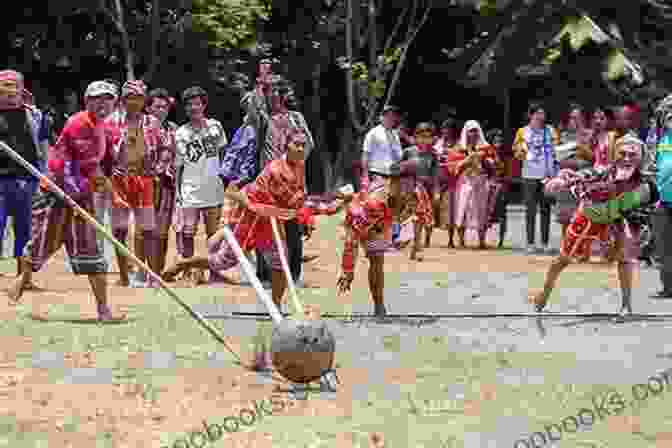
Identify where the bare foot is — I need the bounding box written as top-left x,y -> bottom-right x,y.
98,311 -> 128,322
161,265 -> 183,282
7,277 -> 25,305
528,290 -> 549,312
23,281 -> 44,291
191,269 -> 206,286
410,249 -> 423,261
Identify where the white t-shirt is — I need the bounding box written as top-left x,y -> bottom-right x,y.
362,124 -> 403,175
175,119 -> 227,208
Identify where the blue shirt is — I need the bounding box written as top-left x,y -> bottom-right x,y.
656,130 -> 672,205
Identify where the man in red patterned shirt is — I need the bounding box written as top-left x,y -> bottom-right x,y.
8,80 -> 126,321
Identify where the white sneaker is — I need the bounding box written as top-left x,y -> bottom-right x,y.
525,244 -> 537,255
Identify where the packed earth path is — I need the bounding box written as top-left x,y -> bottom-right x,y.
1,208 -> 672,447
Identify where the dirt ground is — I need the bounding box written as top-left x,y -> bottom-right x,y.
0,223 -> 629,448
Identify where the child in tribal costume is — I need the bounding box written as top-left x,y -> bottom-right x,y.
336,166 -> 401,318
397,122 -> 438,260
162,130 -> 349,370
106,80 -> 166,287
433,118 -> 462,247
145,88 -> 179,274
454,120 -> 497,249
8,81 -> 126,321
531,135 -> 656,317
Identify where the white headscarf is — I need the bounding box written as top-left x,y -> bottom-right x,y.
459,120 -> 489,148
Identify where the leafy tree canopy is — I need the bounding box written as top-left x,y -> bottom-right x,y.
192,0 -> 271,49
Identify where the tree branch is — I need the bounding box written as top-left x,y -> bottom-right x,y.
382,0 -> 432,111
405,0 -> 419,42
99,0 -> 124,34
383,3 -> 410,53
112,0 -> 135,80
143,0 -> 161,83
345,0 -> 366,133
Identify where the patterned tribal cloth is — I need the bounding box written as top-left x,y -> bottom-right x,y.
544,136 -> 644,261
106,111 -> 164,178
341,176 -> 393,274
208,157 -> 342,273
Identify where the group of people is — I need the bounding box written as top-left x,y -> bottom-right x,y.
355,99 -> 672,320
0,61 -> 324,321
358,107 -> 512,261
3,57 -> 672,372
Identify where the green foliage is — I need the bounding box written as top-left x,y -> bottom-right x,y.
477,0 -> 498,17
368,78 -> 386,98
192,0 -> 271,49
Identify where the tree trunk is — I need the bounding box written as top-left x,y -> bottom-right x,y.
382,0 -> 432,110
113,0 -> 135,80
143,0 -> 161,83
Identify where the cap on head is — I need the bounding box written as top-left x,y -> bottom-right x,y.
122,80 -> 147,98
414,122 -> 436,135
84,80 -> 119,99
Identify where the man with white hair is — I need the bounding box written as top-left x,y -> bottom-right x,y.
7,80 -> 126,322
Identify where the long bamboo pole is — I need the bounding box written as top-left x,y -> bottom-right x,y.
0,141 -> 242,362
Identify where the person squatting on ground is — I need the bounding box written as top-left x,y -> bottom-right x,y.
106,80 -> 166,288
144,88 -> 179,276
454,120 -> 496,249
0,70 -> 50,277
531,134 -> 656,318
216,85 -> 260,284
514,102 -> 560,255
433,118 -> 462,247
7,80 -> 126,321
397,122 -> 438,260
337,163 -> 402,318
174,86 -> 227,284
161,129 -> 348,370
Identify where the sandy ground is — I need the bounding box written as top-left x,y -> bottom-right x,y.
0,215 -> 659,448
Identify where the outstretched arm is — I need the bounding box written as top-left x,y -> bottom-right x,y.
337,226 -> 359,294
